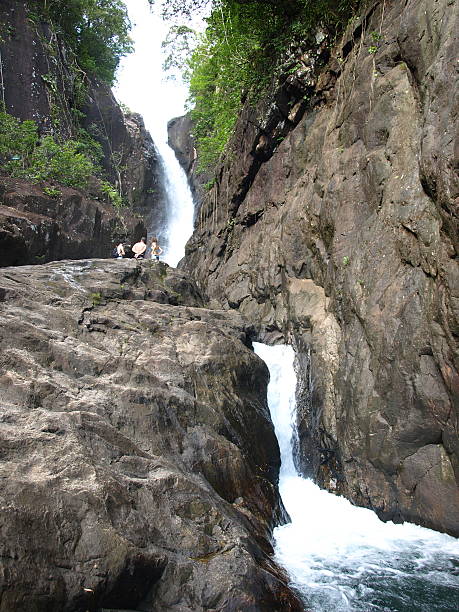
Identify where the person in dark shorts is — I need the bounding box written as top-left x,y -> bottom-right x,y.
150,237 -> 163,261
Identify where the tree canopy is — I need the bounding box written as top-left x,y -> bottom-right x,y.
161,0 -> 361,170
33,0 -> 133,84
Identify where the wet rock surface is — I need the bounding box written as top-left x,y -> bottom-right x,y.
168,116 -> 196,176
183,0 -> 459,536
0,259 -> 302,611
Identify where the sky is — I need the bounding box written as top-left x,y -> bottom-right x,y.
114,0 -> 190,143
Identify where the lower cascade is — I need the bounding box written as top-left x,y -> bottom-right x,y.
254,343 -> 459,612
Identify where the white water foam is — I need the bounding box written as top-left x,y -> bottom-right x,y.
253,343 -> 459,612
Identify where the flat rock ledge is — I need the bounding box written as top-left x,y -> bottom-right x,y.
0,259 -> 303,612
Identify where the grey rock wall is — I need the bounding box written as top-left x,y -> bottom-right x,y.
183,0 -> 459,536
0,176 -> 146,267
80,87 -> 167,223
0,259 -> 303,612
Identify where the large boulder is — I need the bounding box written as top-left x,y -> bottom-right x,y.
0,259 -> 302,611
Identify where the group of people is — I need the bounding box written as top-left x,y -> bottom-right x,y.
114,236 -> 163,261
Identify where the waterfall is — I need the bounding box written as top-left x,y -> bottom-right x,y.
115,0 -> 195,268
154,134 -> 195,268
253,343 -> 459,612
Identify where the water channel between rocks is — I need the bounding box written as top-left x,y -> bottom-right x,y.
253,343 -> 459,612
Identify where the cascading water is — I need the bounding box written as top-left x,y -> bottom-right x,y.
115,8 -> 459,608
253,343 -> 459,612
115,0 -> 195,267
155,140 -> 195,267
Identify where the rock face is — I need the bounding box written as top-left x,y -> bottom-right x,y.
123,113 -> 167,227
0,259 -> 302,611
0,176 -> 146,267
81,87 -> 168,222
183,0 -> 459,536
0,0 -> 75,138
0,0 -> 166,264
168,115 -> 196,176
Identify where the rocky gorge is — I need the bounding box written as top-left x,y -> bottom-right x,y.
0,258 -> 302,611
179,0 -> 459,537
0,0 -> 458,609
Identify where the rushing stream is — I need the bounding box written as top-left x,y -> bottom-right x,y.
254,343 -> 459,612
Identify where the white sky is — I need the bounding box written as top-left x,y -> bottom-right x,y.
114,0 -> 190,143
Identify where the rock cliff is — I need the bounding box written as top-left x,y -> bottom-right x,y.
0,0 -> 166,264
182,0 -> 459,537
0,176 -> 145,267
80,84 -> 167,221
168,114 -> 210,204
0,258 -> 302,611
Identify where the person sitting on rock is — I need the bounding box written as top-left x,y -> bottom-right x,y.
150,237 -> 163,262
132,237 -> 147,259
115,242 -> 125,259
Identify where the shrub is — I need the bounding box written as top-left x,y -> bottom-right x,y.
0,111 -> 119,198
99,180 -> 123,208
26,136 -> 95,187
43,186 -> 62,198
166,0 -> 361,171
0,112 -> 37,169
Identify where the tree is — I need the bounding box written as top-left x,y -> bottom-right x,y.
34,0 -> 133,84
162,0 -> 361,170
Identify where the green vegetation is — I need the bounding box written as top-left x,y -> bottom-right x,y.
90,291 -> 103,306
0,111 -> 121,203
0,3 -> 133,208
0,111 -> 94,187
32,0 -> 133,84
99,179 -> 123,208
370,31 -> 382,42
43,186 -> 62,198
164,0 -> 361,171
203,178 -> 215,191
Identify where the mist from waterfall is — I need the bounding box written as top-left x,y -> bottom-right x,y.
115,0 -> 195,267
253,343 -> 459,612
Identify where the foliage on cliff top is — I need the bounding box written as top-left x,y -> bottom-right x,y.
161,0 -> 360,171
0,111 -> 121,206
31,0 -> 133,84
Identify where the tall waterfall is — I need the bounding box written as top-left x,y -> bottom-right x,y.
115,0 -> 195,267
253,343 -> 459,612
154,135 -> 195,268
